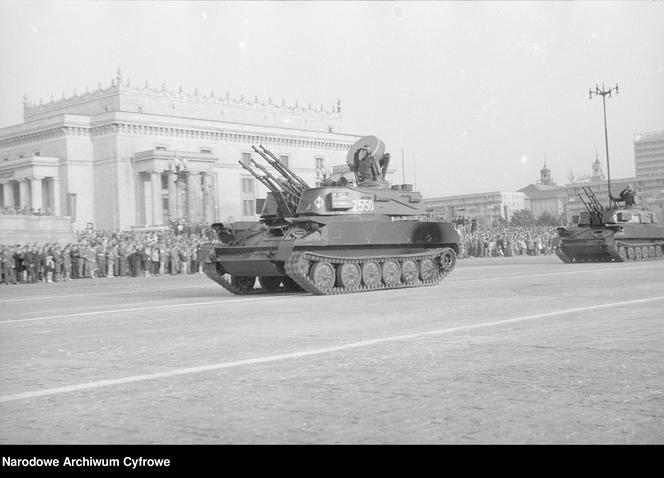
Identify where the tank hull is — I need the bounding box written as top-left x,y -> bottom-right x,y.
202,218 -> 459,295
554,223 -> 664,263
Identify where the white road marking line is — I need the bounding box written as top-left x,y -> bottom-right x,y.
0,295 -> 295,324
0,283 -> 212,303
1,295 -> 663,404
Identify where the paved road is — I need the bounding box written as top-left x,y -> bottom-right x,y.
1,255 -> 662,444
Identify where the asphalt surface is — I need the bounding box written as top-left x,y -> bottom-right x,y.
1,255 -> 662,444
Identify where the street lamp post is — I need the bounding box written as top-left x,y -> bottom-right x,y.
589,83 -> 619,203
168,154 -> 187,223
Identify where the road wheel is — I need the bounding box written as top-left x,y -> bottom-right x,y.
362,261 -> 382,288
635,247 -> 642,260
419,258 -> 436,282
656,246 -> 663,258
401,259 -> 418,284
440,249 -> 457,275
258,276 -> 282,291
642,247 -> 649,259
618,246 -> 627,261
311,262 -> 335,292
381,260 -> 401,287
336,263 -> 361,290
648,246 -> 656,259
627,247 -> 635,260
296,255 -> 311,276
231,276 -> 255,293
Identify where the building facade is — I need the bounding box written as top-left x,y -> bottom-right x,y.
0,71 -> 360,231
424,191 -> 526,226
634,130 -> 664,178
517,162 -> 567,221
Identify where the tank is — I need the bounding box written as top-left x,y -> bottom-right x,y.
200,136 -> 459,295
553,185 -> 664,263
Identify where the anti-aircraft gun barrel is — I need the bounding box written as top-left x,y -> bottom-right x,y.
238,160 -> 281,197
237,160 -> 295,216
259,145 -> 309,189
577,193 -> 592,213
251,146 -> 301,194
250,159 -> 301,199
256,145 -> 310,190
583,186 -> 605,214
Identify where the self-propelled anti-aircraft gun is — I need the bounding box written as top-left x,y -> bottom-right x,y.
199,136 -> 459,295
553,185 -> 664,262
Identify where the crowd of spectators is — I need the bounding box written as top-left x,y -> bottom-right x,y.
0,227 -> 214,285
455,224 -> 558,258
2,206 -> 53,215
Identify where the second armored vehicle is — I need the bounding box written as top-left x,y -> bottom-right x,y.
200,136 -> 459,295
553,185 -> 664,263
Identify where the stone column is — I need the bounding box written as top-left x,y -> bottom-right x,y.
18,178 -> 30,210
2,181 -> 15,208
151,171 -> 163,225
167,171 -> 177,221
50,176 -> 61,216
196,174 -> 203,222
202,174 -> 214,223
211,173 -> 219,222
135,173 -> 145,225
31,177 -> 44,212
186,171 -> 201,222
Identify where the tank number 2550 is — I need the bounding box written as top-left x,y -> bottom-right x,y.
352,199 -> 375,212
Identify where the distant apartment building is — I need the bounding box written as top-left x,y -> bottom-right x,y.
634,130 -> 664,178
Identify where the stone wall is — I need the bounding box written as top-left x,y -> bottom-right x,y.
0,216 -> 76,245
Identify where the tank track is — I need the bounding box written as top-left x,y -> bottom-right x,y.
202,262 -> 302,295
610,241 -> 664,262
554,240 -> 664,263
283,248 -> 456,295
553,243 -> 572,263
200,242 -> 301,295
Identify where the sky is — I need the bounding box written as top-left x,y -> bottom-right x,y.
0,0 -> 663,198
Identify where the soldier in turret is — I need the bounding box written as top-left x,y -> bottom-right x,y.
355,145 -> 376,182
618,184 -> 636,207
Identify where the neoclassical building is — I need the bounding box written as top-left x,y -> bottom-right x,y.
0,70 -> 360,231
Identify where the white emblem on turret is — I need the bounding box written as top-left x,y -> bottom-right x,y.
314,196 -> 324,209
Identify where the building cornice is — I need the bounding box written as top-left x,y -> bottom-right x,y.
23,70 -> 342,121
2,114 -> 359,152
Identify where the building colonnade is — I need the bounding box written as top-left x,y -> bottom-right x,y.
136,169 -> 218,226
1,175 -> 61,215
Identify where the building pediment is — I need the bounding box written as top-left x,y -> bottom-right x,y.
132,150 -> 217,174
0,156 -> 60,180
